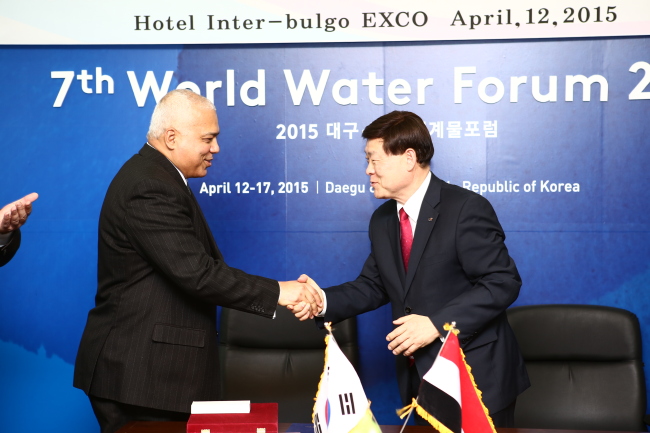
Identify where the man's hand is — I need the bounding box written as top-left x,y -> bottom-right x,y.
386,314 -> 440,356
286,275 -> 324,321
278,274 -> 323,320
0,193 -> 39,234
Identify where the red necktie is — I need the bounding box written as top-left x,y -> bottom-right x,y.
399,208 -> 413,272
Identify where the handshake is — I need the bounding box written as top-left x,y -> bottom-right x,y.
278,274 -> 325,321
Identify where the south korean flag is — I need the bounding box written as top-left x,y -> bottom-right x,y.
313,324 -> 381,433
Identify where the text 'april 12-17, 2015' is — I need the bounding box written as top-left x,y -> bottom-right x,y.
198,179 -> 582,198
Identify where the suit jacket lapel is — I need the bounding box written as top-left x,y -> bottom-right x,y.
188,188 -> 223,260
385,203 -> 406,287
404,173 -> 441,296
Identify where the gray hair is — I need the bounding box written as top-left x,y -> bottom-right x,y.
146,89 -> 216,140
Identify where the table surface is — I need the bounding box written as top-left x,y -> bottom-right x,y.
116,421 -> 645,433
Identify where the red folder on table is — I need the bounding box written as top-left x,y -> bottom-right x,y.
186,402 -> 278,433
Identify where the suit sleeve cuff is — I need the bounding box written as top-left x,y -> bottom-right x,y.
0,231 -> 13,247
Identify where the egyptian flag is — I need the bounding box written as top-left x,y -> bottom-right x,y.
399,324 -> 496,433
313,323 -> 382,433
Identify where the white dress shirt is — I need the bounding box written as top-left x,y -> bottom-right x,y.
396,171 -> 432,237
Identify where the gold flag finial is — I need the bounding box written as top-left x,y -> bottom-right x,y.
443,322 -> 460,335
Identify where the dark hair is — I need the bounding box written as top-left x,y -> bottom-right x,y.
362,111 -> 434,166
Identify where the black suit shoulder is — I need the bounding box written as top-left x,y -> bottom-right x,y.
104,147 -> 186,202
443,182 -> 496,206
427,177 -> 505,234
440,179 -> 477,199
433,175 -> 493,206
0,229 -> 21,267
120,148 -> 180,183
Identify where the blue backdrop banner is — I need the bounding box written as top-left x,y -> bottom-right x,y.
1,37 -> 649,431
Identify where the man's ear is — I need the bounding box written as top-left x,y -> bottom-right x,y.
163,128 -> 177,150
404,148 -> 418,171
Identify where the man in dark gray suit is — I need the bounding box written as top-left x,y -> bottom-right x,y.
74,89 -> 322,433
0,192 -> 38,267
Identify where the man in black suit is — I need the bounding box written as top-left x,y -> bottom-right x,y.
0,193 -> 38,267
292,111 -> 529,426
74,89 -> 322,433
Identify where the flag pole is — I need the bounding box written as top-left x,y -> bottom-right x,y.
398,405 -> 413,433
435,321 -> 457,358
397,321 -> 457,432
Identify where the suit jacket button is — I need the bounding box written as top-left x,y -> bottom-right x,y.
405,307 -> 412,314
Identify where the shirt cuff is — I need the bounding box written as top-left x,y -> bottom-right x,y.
316,289 -> 328,317
273,284 -> 281,319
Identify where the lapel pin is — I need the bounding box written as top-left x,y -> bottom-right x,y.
428,217 -> 433,221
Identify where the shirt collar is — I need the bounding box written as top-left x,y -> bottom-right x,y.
397,171 -> 431,220
147,142 -> 187,186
